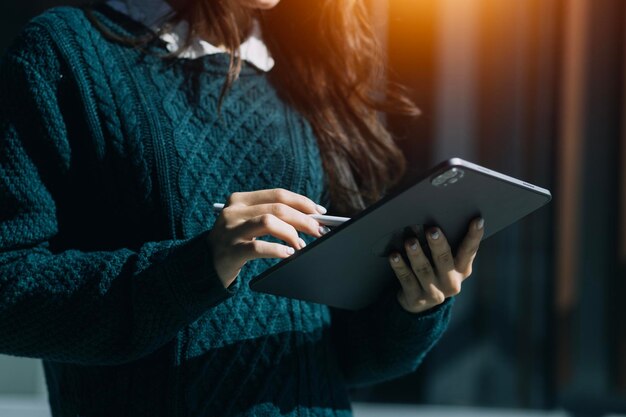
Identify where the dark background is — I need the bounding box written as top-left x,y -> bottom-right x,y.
1,1 -> 625,416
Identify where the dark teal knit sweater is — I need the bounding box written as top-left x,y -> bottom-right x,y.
0,4 -> 453,417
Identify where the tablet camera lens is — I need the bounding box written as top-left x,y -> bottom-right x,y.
432,168 -> 465,187
442,171 -> 455,180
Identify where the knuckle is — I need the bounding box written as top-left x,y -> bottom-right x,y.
464,265 -> 473,278
259,213 -> 275,227
397,271 -> 414,284
411,298 -> 429,310
273,188 -> 288,201
221,206 -> 234,220
414,263 -> 432,277
445,279 -> 462,296
431,290 -> 446,305
226,192 -> 241,206
437,251 -> 454,265
271,203 -> 288,217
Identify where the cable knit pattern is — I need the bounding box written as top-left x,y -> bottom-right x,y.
0,4 -> 454,417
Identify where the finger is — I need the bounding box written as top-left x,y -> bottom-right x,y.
233,203 -> 322,238
388,252 -> 423,303
455,217 -> 485,277
426,226 -> 460,298
389,252 -> 444,313
236,239 -> 296,262
226,188 -> 324,215
426,227 -> 456,275
234,214 -> 303,250
403,236 -> 441,302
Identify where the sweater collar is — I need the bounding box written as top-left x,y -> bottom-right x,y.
105,0 -> 275,72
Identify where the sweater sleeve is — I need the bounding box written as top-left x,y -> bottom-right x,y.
330,287 -> 453,387
0,36 -> 234,365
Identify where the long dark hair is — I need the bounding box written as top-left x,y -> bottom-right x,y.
87,0 -> 420,216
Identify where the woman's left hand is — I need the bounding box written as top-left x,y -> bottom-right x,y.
388,217 -> 485,314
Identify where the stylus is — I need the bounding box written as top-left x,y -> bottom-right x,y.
212,203 -> 350,227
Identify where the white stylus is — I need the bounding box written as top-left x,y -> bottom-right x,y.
212,203 -> 350,227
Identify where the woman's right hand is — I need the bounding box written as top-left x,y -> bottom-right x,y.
206,188 -> 329,288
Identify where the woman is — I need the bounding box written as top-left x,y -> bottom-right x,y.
0,0 -> 485,415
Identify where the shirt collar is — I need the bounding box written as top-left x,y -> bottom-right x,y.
105,0 -> 275,72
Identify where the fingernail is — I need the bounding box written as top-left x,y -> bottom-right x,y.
319,225 -> 331,235
391,254 -> 400,263
408,240 -> 419,251
316,204 -> 327,214
477,218 -> 485,230
430,229 -> 440,240
286,246 -> 295,255
298,238 -> 307,248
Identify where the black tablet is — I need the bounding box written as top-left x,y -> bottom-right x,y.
249,158 -> 552,310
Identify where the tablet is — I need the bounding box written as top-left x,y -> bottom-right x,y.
249,158 -> 552,310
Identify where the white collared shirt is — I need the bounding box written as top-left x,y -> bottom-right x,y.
105,0 -> 275,72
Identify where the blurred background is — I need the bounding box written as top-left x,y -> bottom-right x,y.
0,0 -> 624,416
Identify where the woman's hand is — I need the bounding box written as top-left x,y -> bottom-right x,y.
388,218 -> 485,314
206,188 -> 327,288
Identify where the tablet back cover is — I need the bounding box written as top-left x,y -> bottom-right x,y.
249,158 -> 551,310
